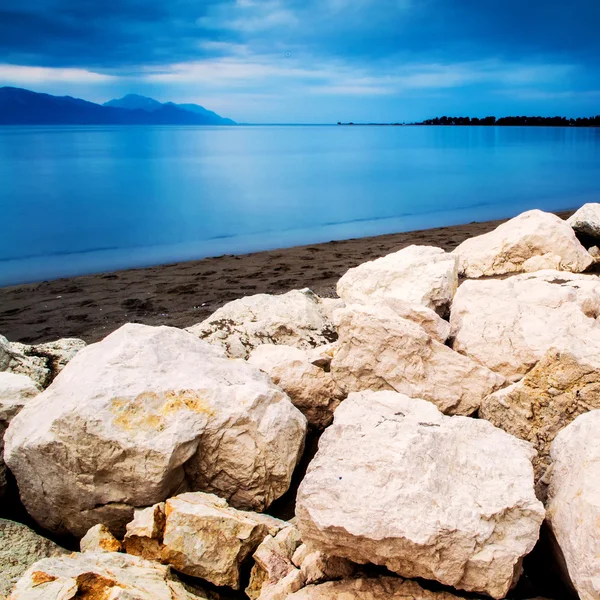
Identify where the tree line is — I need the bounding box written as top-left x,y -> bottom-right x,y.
417,115 -> 600,127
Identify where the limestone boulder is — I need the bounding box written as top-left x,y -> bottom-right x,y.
296,390 -> 545,599
567,203 -> 600,243
450,270 -> 600,381
480,339 -> 600,481
337,245 -> 458,317
4,323 -> 306,537
7,551 -> 203,600
0,519 -> 68,598
453,210 -> 592,278
186,289 -> 337,359
124,491 -> 290,589
546,410 -> 600,600
291,544 -> 354,585
248,344 -> 345,429
287,577 -> 466,600
80,524 -> 122,554
331,304 -> 504,415
0,372 -> 40,497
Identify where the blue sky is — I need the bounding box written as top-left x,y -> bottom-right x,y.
0,0 -> 599,123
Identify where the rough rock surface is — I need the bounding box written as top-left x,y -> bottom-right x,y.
296,390 -> 544,599
7,551 -> 203,599
331,304 -> 504,415
0,372 -> 40,497
0,335 -> 85,389
248,344 -> 345,429
287,577 -> 466,599
546,411 -> 600,600
453,210 -> 592,278
124,491 -> 290,589
186,289 -> 337,359
80,524 -> 122,554
4,323 -> 306,536
0,519 -> 68,598
291,544 -> 355,585
480,339 -> 600,480
567,203 -> 600,242
337,245 -> 458,317
450,270 -> 600,381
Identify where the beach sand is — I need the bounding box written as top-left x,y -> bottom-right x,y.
0,210 -> 575,345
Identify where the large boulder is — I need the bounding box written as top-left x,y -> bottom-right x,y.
0,372 -> 40,497
331,304 -> 504,415
296,390 -> 544,599
450,270 -> 600,381
546,410 -> 600,600
480,339 -> 600,481
248,344 -> 345,429
567,203 -> 600,243
7,551 -> 203,600
287,577 -> 467,599
453,210 -> 592,277
0,519 -> 68,598
337,245 -> 458,317
4,323 -> 306,537
124,491 -> 289,589
186,289 -> 337,359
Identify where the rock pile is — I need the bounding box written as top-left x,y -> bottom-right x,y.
4,206 -> 600,599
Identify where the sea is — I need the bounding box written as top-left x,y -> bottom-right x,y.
1,124 -> 599,286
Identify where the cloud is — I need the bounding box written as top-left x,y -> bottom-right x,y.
0,64 -> 114,83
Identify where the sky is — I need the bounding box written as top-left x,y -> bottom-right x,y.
0,0 -> 599,123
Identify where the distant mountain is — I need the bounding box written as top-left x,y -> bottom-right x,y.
105,94 -> 236,125
0,87 -> 236,125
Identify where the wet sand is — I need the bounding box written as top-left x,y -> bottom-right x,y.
0,211 -> 574,345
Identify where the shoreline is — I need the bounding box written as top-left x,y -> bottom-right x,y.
0,210 -> 575,345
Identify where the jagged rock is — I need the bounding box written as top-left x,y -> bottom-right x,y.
124,491 -> 290,590
453,210 -> 592,277
337,245 -> 458,317
450,270 -> 600,381
546,410 -> 600,600
0,372 -> 40,497
296,390 -> 544,599
291,544 -> 354,585
246,525 -> 303,599
287,577 -> 466,599
186,289 -> 337,359
480,339 -> 600,481
0,336 -> 85,389
80,524 -> 122,554
7,551 -> 203,599
567,203 -> 600,243
377,298 -> 450,343
248,344 -> 345,429
331,304 -> 504,415
0,519 -> 68,598
4,323 -> 306,536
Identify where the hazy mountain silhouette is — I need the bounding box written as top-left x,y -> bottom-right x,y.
105,94 -> 236,125
0,87 -> 236,125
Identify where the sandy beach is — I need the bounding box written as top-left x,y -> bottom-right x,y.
0,210 -> 574,345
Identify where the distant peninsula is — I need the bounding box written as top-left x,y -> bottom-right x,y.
0,87 -> 236,125
338,115 -> 600,127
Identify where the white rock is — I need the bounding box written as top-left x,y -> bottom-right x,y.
480,339 -> 600,480
295,547 -> 354,585
186,289 -> 337,359
450,270 -> 600,381
4,323 -> 306,536
296,390 -> 544,599
287,577 -> 467,599
567,203 -> 600,241
331,304 -> 504,415
546,411 -> 600,600
7,551 -> 202,600
453,210 -> 592,277
248,344 -> 345,429
337,245 -> 458,317
80,524 -> 122,554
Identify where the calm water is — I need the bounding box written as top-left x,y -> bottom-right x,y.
1,125 -> 599,286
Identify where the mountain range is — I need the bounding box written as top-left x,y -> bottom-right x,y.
0,87 -> 236,125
